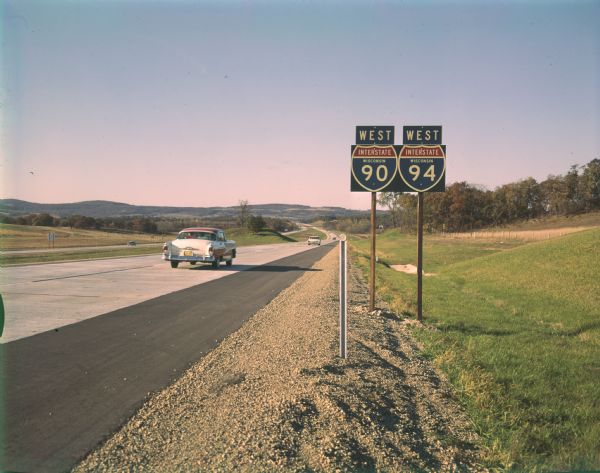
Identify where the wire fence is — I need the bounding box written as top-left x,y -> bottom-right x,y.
439,226 -> 592,241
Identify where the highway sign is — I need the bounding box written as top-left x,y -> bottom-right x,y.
351,145 -> 398,192
403,125 -> 442,145
355,126 -> 394,145
398,145 -> 446,192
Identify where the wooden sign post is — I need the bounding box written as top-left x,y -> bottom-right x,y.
370,192 -> 377,312
417,193 -> 424,321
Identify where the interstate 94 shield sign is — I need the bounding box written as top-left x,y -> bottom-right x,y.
398,145 -> 446,192
351,145 -> 398,192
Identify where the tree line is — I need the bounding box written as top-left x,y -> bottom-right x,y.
235,200 -> 299,233
1,200 -> 298,236
378,159 -> 600,232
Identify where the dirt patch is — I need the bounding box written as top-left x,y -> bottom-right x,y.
73,249 -> 485,472
391,264 -> 436,276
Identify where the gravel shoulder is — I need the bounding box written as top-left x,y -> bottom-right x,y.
74,248 -> 485,472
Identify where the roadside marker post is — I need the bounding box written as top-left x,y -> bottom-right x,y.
48,232 -> 56,249
339,234 -> 347,359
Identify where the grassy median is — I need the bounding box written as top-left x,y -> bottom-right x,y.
1,226 -> 328,266
351,228 -> 600,471
0,224 -> 164,250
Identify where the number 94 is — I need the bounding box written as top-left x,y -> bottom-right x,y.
408,164 -> 436,182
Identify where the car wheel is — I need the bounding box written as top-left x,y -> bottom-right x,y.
212,259 -> 219,269
170,261 -> 179,269
226,258 -> 233,267
190,261 -> 196,265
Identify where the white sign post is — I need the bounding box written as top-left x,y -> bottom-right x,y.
339,234 -> 347,359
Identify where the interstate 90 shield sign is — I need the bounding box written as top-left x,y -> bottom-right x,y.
351,145 -> 398,192
398,145 -> 446,192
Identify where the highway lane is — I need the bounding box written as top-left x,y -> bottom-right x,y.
1,240 -> 328,343
1,242 -> 162,254
0,243 -> 335,473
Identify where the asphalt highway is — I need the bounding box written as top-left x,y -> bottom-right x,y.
1,240 -> 329,343
1,243 -> 335,473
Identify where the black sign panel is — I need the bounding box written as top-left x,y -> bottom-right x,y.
403,126 -> 442,145
350,125 -> 446,193
355,126 -> 394,145
351,145 -> 446,193
351,145 -> 398,192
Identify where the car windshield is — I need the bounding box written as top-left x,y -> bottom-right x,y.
177,231 -> 216,241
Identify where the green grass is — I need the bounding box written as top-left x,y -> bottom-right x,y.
354,229 -> 526,272
351,228 -> 600,471
227,227 -> 326,246
287,228 -> 327,241
226,228 -> 296,246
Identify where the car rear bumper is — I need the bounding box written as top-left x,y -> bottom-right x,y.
162,254 -> 216,263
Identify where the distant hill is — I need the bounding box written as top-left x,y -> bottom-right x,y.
0,199 -> 370,221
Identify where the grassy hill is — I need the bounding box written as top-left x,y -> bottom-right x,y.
0,199 -> 369,220
351,228 -> 600,470
226,227 -> 326,246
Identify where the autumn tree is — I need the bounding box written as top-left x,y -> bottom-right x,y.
238,199 -> 250,228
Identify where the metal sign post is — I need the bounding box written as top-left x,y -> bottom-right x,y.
339,235 -> 347,359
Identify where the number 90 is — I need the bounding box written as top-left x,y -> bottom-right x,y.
362,164 -> 388,182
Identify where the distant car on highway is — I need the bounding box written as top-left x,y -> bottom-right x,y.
127,241 -> 136,246
162,228 -> 236,269
307,236 -> 321,246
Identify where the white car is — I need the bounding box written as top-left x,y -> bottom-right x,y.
307,236 -> 321,246
162,227 -> 236,269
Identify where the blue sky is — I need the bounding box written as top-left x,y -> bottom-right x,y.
2,0 -> 599,209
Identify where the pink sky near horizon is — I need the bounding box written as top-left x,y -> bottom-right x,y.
2,1 -> 599,210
